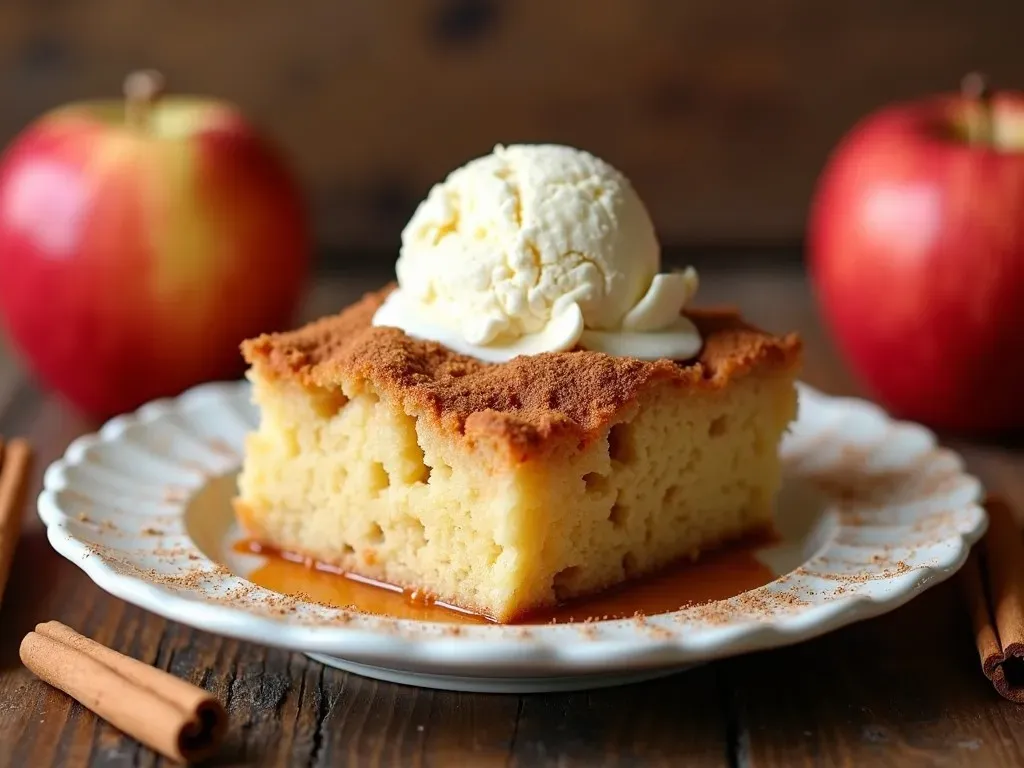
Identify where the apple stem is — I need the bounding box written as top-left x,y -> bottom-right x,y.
123,70 -> 166,131
961,72 -> 994,147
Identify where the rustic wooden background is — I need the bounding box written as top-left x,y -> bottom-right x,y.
0,0 -> 1021,260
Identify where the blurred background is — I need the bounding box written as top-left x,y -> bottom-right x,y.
2,0 -> 1019,268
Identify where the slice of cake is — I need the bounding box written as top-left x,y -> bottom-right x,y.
234,287 -> 801,622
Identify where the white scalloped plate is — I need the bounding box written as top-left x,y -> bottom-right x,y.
38,381 -> 986,693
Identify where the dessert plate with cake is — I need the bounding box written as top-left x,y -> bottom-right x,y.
38,145 -> 986,692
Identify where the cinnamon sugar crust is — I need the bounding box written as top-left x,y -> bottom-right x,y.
240,285 -> 802,458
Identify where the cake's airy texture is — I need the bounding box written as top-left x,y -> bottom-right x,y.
235,287 -> 802,622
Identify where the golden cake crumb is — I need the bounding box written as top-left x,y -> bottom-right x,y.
235,285 -> 803,622
241,285 -> 801,461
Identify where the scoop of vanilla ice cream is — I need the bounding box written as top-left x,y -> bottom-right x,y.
372,144 -> 702,362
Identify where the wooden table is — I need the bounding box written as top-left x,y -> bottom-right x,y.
1,263 -> 1023,767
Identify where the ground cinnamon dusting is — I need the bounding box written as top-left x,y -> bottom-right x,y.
162,487 -> 189,504
180,460 -> 215,479
206,439 -> 239,459
646,625 -> 674,640
241,285 -> 801,454
674,585 -> 810,627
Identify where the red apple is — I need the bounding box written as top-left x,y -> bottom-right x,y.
808,74 -> 1024,434
0,70 -> 310,418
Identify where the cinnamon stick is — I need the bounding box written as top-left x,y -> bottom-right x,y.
0,437 -> 33,607
962,496 -> 1024,703
20,622 -> 227,763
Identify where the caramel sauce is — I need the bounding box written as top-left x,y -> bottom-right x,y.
236,532 -> 778,625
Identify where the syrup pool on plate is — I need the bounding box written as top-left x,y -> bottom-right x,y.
234,533 -> 778,625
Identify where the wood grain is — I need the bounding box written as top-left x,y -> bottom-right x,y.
1,263 -> 1023,767
729,582 -> 1024,767
0,1 -> 1022,251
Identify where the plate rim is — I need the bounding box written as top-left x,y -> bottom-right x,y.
37,379 -> 988,674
